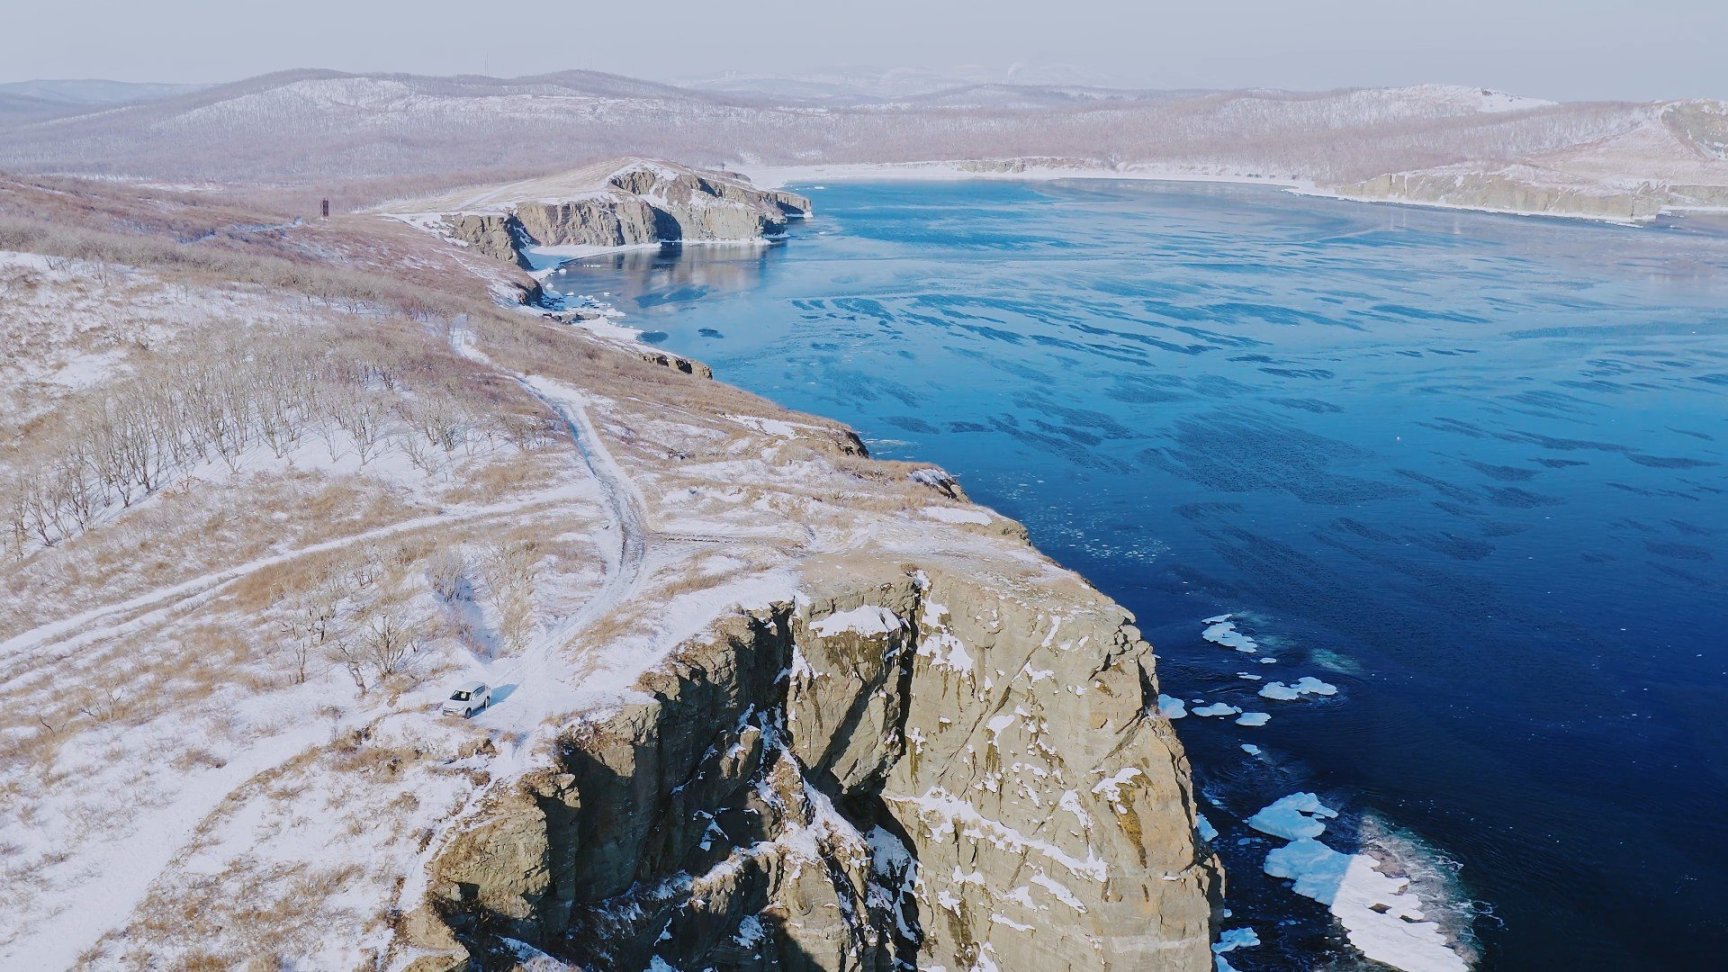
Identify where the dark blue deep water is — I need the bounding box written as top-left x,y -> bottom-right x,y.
548,181 -> 1728,970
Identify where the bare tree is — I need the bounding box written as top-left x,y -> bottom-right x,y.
329,387 -> 392,466
276,579 -> 343,684
360,608 -> 421,680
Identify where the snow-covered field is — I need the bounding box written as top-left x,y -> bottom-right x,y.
0,176 -> 1067,967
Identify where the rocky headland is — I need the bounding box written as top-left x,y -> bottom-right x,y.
0,169 -> 1217,970
393,160 -> 811,269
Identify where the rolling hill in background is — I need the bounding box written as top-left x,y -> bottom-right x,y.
0,79 -> 204,128
1,68 -> 1724,219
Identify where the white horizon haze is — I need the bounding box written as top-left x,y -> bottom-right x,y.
2,0 -> 1724,102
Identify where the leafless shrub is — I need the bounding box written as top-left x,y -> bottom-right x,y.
327,387 -> 392,467
485,539 -> 541,652
425,549 -> 469,604
75,688 -> 124,725
275,576 -> 344,685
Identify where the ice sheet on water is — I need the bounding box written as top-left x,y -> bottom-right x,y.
1259,676 -> 1339,701
1203,619 -> 1258,653
1214,927 -> 1260,954
1263,838 -> 1467,972
1246,792 -> 1337,840
1196,813 -> 1219,843
1193,702 -> 1243,718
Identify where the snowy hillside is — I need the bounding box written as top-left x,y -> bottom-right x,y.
2,70 -> 1723,221
0,173 -> 1216,970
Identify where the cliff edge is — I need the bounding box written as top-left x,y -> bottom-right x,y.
388,159 -> 812,269
407,563 -> 1219,971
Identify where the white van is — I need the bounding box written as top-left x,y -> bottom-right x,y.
441,681 -> 492,717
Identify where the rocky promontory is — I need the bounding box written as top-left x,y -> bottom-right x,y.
390,160 -> 812,269
405,563 -> 1220,971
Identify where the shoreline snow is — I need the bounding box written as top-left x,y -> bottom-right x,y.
740,159 -> 1687,227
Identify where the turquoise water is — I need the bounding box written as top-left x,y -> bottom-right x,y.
547,181 -> 1728,970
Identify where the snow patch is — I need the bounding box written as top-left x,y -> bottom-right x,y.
810,604 -> 903,638
920,505 -> 993,525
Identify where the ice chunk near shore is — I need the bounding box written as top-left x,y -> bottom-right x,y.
1259,676 -> 1339,701
1246,792 -> 1337,840
1196,813 -> 1219,843
1157,695 -> 1189,719
1235,712 -> 1271,727
1212,926 -> 1261,972
1264,839 -> 1467,972
1203,619 -> 1258,653
1193,702 -> 1243,718
1214,927 -> 1260,954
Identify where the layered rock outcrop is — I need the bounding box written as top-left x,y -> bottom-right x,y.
407,562 -> 1219,971
434,161 -> 812,269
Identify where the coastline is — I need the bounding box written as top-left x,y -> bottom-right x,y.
738,159 -> 1697,228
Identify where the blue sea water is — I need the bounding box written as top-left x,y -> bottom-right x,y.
546,180 -> 1728,970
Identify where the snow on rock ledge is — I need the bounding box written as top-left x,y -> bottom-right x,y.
409,564 -> 1219,971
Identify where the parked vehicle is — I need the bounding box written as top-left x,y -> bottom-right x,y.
441,680 -> 491,717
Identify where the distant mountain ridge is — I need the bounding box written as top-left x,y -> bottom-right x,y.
0,78 -> 203,127
2,69 -> 1723,221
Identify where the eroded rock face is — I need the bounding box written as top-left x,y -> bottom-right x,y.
513,193 -> 661,250
439,161 -> 813,266
441,213 -> 532,269
420,564 -> 1218,970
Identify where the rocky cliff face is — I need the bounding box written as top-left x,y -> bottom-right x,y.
406,562 -> 1219,971
438,161 -> 812,268
441,213 -> 533,268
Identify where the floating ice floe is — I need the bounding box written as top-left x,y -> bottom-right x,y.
1263,839 -> 1467,972
1157,695 -> 1189,719
1235,712 -> 1271,727
1214,927 -> 1259,953
1258,676 -> 1339,701
1241,743 -> 1262,756
1246,792 -> 1337,841
1236,672 -> 1263,681
1193,702 -> 1243,718
1202,617 -> 1258,653
1196,813 -> 1219,843
1212,926 -> 1261,972
1258,657 -> 1278,665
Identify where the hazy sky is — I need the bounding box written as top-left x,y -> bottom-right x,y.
3,0 -> 1722,101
